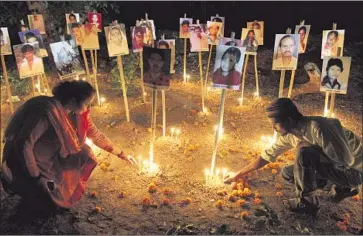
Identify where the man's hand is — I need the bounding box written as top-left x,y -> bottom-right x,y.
223,172 -> 239,184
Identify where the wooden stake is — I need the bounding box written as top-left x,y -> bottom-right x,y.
329,92 -> 336,116
204,44 -> 213,94
1,55 -> 14,113
287,70 -> 296,98
324,91 -> 330,117
149,89 -> 157,165
117,55 -> 130,122
41,73 -> 51,95
183,13 -> 187,83
198,51 -> 205,112
31,76 -> 36,97
254,54 -> 260,96
239,54 -> 249,106
210,89 -> 226,175
162,90 -> 166,136
278,70 -> 286,98
140,51 -> 146,103
81,48 -> 90,81
90,50 -> 100,106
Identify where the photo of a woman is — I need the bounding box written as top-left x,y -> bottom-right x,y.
105,24 -> 129,57
242,29 -> 258,52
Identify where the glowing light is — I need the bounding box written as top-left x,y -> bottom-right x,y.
82,78 -> 86,81
170,127 -> 175,137
175,128 -> 181,136
222,168 -> 228,179
85,138 -> 94,146
214,125 -> 224,137
238,97 -> 243,106
143,92 -> 147,96
100,97 -> 106,103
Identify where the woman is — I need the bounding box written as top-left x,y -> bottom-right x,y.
107,26 -> 128,56
242,30 -> 258,52
1,81 -> 135,210
212,46 -> 242,90
321,58 -> 344,90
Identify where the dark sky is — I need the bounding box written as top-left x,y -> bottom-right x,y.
114,1 -> 363,48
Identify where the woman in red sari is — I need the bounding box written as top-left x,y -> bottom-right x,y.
1,80 -> 135,210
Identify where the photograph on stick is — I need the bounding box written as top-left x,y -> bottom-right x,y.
65,13 -> 80,35
294,25 -> 311,53
212,45 -> 246,90
105,24 -> 129,57
179,18 -> 193,38
241,28 -> 259,53
158,39 -> 175,74
82,23 -> 100,50
27,14 -> 46,34
207,21 -> 223,45
88,12 -> 102,32
0,27 -> 12,55
50,39 -> 85,77
320,56 -> 351,94
142,46 -> 171,90
18,29 -> 48,57
140,20 -> 156,47
321,30 -> 345,59
131,26 -> 146,53
211,15 -> 225,37
272,34 -> 299,70
247,21 -> 264,45
13,42 -> 44,79
70,23 -> 85,46
190,24 -> 209,52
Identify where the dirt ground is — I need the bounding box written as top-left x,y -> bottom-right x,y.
1,38 -> 362,235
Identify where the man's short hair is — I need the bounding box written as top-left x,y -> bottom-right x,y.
69,13 -> 76,19
266,98 -> 303,122
279,35 -> 296,47
21,44 -> 34,53
133,26 -> 144,36
327,30 -> 339,38
251,22 -> 261,29
158,40 -> 169,49
181,20 -> 190,26
71,23 -> 81,29
147,47 -> 165,61
221,47 -> 241,64
212,17 -> 223,23
326,58 -> 344,72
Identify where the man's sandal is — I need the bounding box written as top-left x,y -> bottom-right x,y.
283,198 -> 320,216
333,188 -> 359,202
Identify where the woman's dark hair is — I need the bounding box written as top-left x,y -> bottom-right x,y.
133,26 -> 145,35
298,26 -> 306,33
52,80 -> 96,106
21,44 -> 34,53
327,30 -> 339,38
181,20 -> 190,26
158,40 -> 169,49
69,13 -> 76,19
251,22 -> 261,29
212,17 -> 223,23
25,32 -> 39,41
326,58 -> 344,72
266,98 -> 303,123
221,47 -> 241,66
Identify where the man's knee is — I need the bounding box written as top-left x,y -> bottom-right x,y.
296,147 -> 319,166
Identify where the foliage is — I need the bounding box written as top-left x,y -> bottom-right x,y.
0,2 -> 29,26
5,69 -> 30,96
110,52 -> 139,84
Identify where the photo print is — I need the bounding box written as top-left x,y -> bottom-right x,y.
158,39 -> 176,73
321,30 -> 345,59
179,18 -> 193,38
189,24 -> 209,52
131,26 -> 146,52
0,27 -> 12,55
247,21 -> 264,45
211,15 -> 225,37
27,14 -> 46,34
272,34 -> 299,70
294,24 -> 311,53
320,56 -> 351,94
241,28 -> 259,53
104,24 -> 129,57
18,29 -> 48,57
207,21 -> 223,45
13,42 -> 44,78
66,13 -> 80,35
88,12 -> 102,32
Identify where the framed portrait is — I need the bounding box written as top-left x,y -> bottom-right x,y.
158,39 -> 175,74
131,26 -> 146,53
241,28 -> 259,53
142,46 -> 171,90
0,27 -> 12,55
139,20 -> 156,47
82,23 -> 100,50
272,34 -> 299,70
27,14 -> 45,34
219,37 -> 243,47
211,15 -> 225,37
189,24 -> 209,52
212,45 -> 246,90
65,13 -> 80,35
294,25 -> 311,53
207,21 -> 223,45
105,24 -> 129,57
18,29 -> 48,57
247,21 -> 264,45
320,57 -> 351,95
179,18 -> 193,38
69,23 -> 85,46
321,30 -> 345,59
88,12 -> 102,32
50,39 -> 85,77
13,42 -> 44,79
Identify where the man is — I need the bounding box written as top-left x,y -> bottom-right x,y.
298,26 -> 307,53
0,28 -> 12,55
208,22 -> 221,44
143,47 -> 170,89
70,23 -> 84,45
19,44 -> 44,77
132,26 -> 145,51
323,31 -> 341,57
190,26 -> 208,52
273,35 -> 298,69
224,98 -> 362,215
180,20 -> 191,38
68,14 -> 77,24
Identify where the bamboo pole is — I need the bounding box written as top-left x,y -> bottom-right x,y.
162,90 -> 166,136
287,70 -> 296,98
239,54 -> 249,105
90,50 -> 100,106
324,91 -> 330,117
81,48 -> 90,81
198,51 -> 205,112
254,54 -> 260,97
140,51 -> 146,103
149,89 -> 157,165
117,55 -> 130,122
204,44 -> 213,94
31,76 -> 36,97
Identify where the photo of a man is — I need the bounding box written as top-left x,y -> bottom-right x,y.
207,21 -> 223,45
131,26 -> 146,52
211,16 -> 225,37
143,46 -> 171,90
13,43 -> 44,78
105,24 -> 129,57
82,23 -> 100,49
70,23 -> 85,46
179,18 -> 193,38
320,57 -> 351,94
247,21 -> 264,45
66,13 -> 80,35
88,12 -> 102,32
190,24 -> 209,52
272,34 -> 299,70
139,20 -> 156,47
212,45 -> 246,90
18,29 -> 48,57
158,39 -> 175,74
321,30 -> 344,59
27,14 -> 45,34
294,25 -> 311,53
0,27 -> 12,55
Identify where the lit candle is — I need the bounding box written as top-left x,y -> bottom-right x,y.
215,168 -> 221,180
82,78 -> 86,81
204,169 -> 210,184
222,168 -> 228,180
253,91 -> 259,97
143,92 -> 147,96
175,128 -> 181,139
100,97 -> 106,106
170,127 -> 175,137
238,97 -> 243,106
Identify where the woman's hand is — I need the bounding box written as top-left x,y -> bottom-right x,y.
117,150 -> 139,167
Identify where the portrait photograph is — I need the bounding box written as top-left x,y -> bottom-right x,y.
82,23 -> 100,50
320,57 -> 351,95
179,18 -> 193,38
207,21 -> 223,45
241,28 -> 259,53
0,27 -> 12,55
321,30 -> 345,59
104,24 -> 129,57
139,20 -> 156,47
294,24 -> 311,53
158,39 -> 175,74
13,42 -> 44,79
131,26 -> 146,53
65,13 -> 80,35
219,37 -> 243,47
247,21 -> 264,45
18,29 -> 48,57
212,45 -> 246,90
272,34 -> 299,70
50,39 -> 85,77
211,15 -> 225,37
27,14 -> 45,34
142,46 -> 171,90
69,23 -> 85,46
88,12 -> 102,32
189,24 -> 209,52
